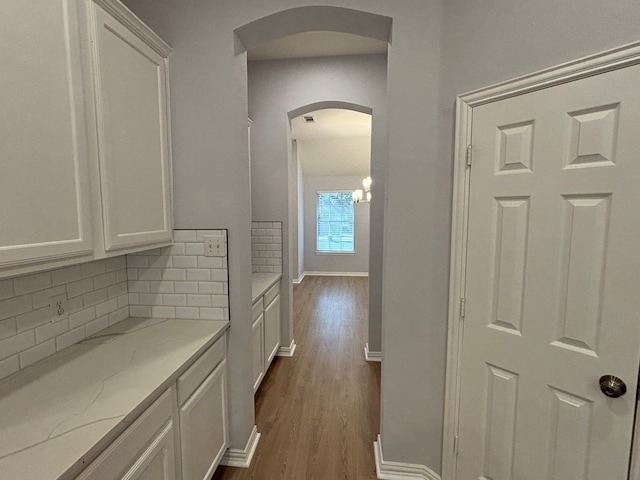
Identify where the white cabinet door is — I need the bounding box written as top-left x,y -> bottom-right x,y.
120,422 -> 175,480
89,3 -> 172,251
0,0 -> 93,268
180,360 -> 228,480
264,295 -> 281,368
252,313 -> 265,392
77,389 -> 176,480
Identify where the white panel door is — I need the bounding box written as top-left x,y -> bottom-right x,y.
180,360 -> 228,480
0,0 -> 93,267
90,3 -> 172,251
458,64 -> 640,479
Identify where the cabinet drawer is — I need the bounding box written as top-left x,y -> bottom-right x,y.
77,389 -> 174,479
264,281 -> 280,307
252,298 -> 263,321
177,336 -> 225,406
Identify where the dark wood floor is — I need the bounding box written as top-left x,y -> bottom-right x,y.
213,276 -> 381,480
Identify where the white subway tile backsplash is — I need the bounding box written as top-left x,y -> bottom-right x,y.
93,272 -> 117,290
69,307 -> 96,330
83,288 -> 109,308
186,269 -> 210,281
19,339 -> 55,368
95,298 -> 118,318
85,316 -> 110,337
0,331 -> 35,361
176,307 -> 199,319
173,256 -> 197,268
0,318 -> 17,341
0,279 -> 14,301
0,355 -> 19,380
174,282 -> 198,294
32,286 -> 66,309
51,266 -> 82,287
56,327 -> 85,351
163,269 -> 186,281
109,307 -> 129,326
35,319 -> 69,344
130,305 -> 151,317
16,307 -> 51,332
0,295 -> 33,321
67,278 -> 94,299
152,306 -> 175,318
106,256 -> 126,272
82,260 -> 106,279
0,258 -> 129,381
252,221 -> 283,273
0,230 -> 229,381
173,230 -> 197,242
148,281 -> 175,293
13,272 -> 52,296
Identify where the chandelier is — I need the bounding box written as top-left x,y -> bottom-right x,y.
352,176 -> 372,204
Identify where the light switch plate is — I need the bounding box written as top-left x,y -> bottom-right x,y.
204,235 -> 226,257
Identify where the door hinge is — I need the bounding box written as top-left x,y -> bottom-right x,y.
466,144 -> 472,166
454,435 -> 460,457
459,298 -> 466,319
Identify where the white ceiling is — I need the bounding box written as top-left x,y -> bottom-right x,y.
247,31 -> 388,61
293,109 -> 371,177
291,108 -> 371,140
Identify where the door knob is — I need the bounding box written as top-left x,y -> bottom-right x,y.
599,375 -> 627,398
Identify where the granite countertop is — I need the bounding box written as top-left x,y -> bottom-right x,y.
0,317 -> 229,480
252,272 -> 282,303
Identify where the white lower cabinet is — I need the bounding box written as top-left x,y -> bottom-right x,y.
77,390 -> 177,480
76,336 -> 228,480
252,280 -> 281,393
264,294 -> 281,368
179,360 -> 228,480
252,313 -> 265,392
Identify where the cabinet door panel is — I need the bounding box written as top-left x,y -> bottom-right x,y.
264,294 -> 281,367
121,422 -> 175,480
252,314 -> 264,392
90,4 -> 172,251
180,360 -> 228,480
0,0 -> 93,267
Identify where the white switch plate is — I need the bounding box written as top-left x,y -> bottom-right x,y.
204,235 -> 226,257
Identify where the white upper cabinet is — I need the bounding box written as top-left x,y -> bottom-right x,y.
88,1 -> 173,251
0,0 -> 93,268
0,0 -> 173,278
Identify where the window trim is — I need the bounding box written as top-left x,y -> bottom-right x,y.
315,190 -> 356,255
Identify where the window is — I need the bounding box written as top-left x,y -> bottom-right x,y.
316,191 -> 354,253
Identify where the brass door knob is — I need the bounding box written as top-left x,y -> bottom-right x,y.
599,375 -> 627,398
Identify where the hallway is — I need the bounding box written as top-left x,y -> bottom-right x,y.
213,276 -> 381,480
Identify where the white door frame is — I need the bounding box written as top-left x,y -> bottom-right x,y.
442,40 -> 640,480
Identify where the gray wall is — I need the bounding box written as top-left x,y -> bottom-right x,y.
119,0 -> 440,470
115,0 -> 640,474
247,55 -> 387,353
303,175 -> 370,274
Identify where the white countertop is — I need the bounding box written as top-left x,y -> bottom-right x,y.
0,317 -> 229,480
252,272 -> 282,303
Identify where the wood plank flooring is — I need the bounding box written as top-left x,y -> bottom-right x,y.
213,276 -> 381,480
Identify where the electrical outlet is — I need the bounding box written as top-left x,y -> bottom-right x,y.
50,294 -> 68,320
204,235 -> 226,257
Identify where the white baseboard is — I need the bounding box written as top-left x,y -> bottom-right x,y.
303,271 -> 369,277
276,339 -> 297,357
373,435 -> 441,480
364,343 -> 382,362
292,272 -> 306,284
220,425 -> 261,468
